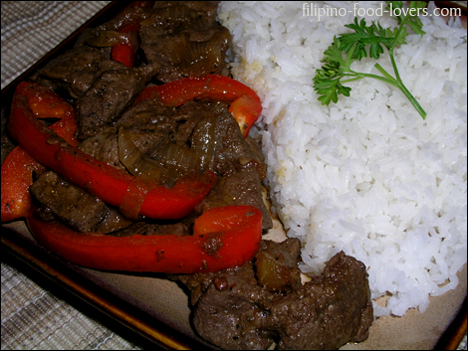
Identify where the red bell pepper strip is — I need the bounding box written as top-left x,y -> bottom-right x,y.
111,22 -> 140,68
26,205 -> 262,273
15,80 -> 74,120
111,1 -> 149,67
1,82 -> 78,223
1,147 -> 45,222
133,75 -> 263,137
14,82 -> 79,146
49,114 -> 79,147
8,83 -> 216,220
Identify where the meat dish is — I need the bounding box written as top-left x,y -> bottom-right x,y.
173,240 -> 372,350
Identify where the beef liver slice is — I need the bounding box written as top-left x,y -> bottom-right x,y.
201,166 -> 273,231
268,251 -> 374,350
30,171 -> 133,233
76,64 -> 159,139
177,241 -> 373,350
191,263 -> 276,350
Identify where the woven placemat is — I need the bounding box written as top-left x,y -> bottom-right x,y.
1,261 -> 142,350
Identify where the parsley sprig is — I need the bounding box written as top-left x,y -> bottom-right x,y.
313,1 -> 427,119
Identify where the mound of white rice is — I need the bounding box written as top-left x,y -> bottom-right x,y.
218,1 -> 467,317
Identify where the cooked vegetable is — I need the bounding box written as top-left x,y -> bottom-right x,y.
8,82 -> 216,220
190,114 -> 217,172
93,1 -> 150,68
118,126 -> 163,179
313,1 -> 427,119
111,22 -> 140,68
256,249 -> 296,292
1,147 -> 45,222
14,80 -> 75,120
133,74 -> 263,137
87,30 -> 138,48
177,27 -> 232,77
1,82 -> 78,223
156,143 -> 202,175
26,205 -> 262,273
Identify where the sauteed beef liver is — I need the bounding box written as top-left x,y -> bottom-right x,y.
31,46 -> 109,98
5,2 -> 374,349
76,63 -> 159,138
29,99 -> 272,233
30,171 -> 133,233
32,1 -> 230,139
140,2 -> 231,82
174,239 -> 373,350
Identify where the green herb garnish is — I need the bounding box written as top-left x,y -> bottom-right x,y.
313,1 -> 427,119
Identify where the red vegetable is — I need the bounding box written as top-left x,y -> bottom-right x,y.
111,22 -> 140,68
49,114 -> 79,147
1,147 -> 45,222
111,1 -> 151,67
13,82 -> 79,146
134,74 -> 263,137
8,82 -> 216,220
27,205 -> 262,273
14,80 -> 75,120
1,82 -> 77,223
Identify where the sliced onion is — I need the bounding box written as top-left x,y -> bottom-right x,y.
118,127 -> 162,181
87,30 -> 139,52
179,29 -> 230,76
191,115 -> 217,172
157,143 -> 202,174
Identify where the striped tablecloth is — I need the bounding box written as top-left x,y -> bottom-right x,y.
1,1 -> 466,350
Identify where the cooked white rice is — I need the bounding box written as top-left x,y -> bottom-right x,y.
218,1 -> 467,317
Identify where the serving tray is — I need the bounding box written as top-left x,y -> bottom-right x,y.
1,2 -> 466,349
